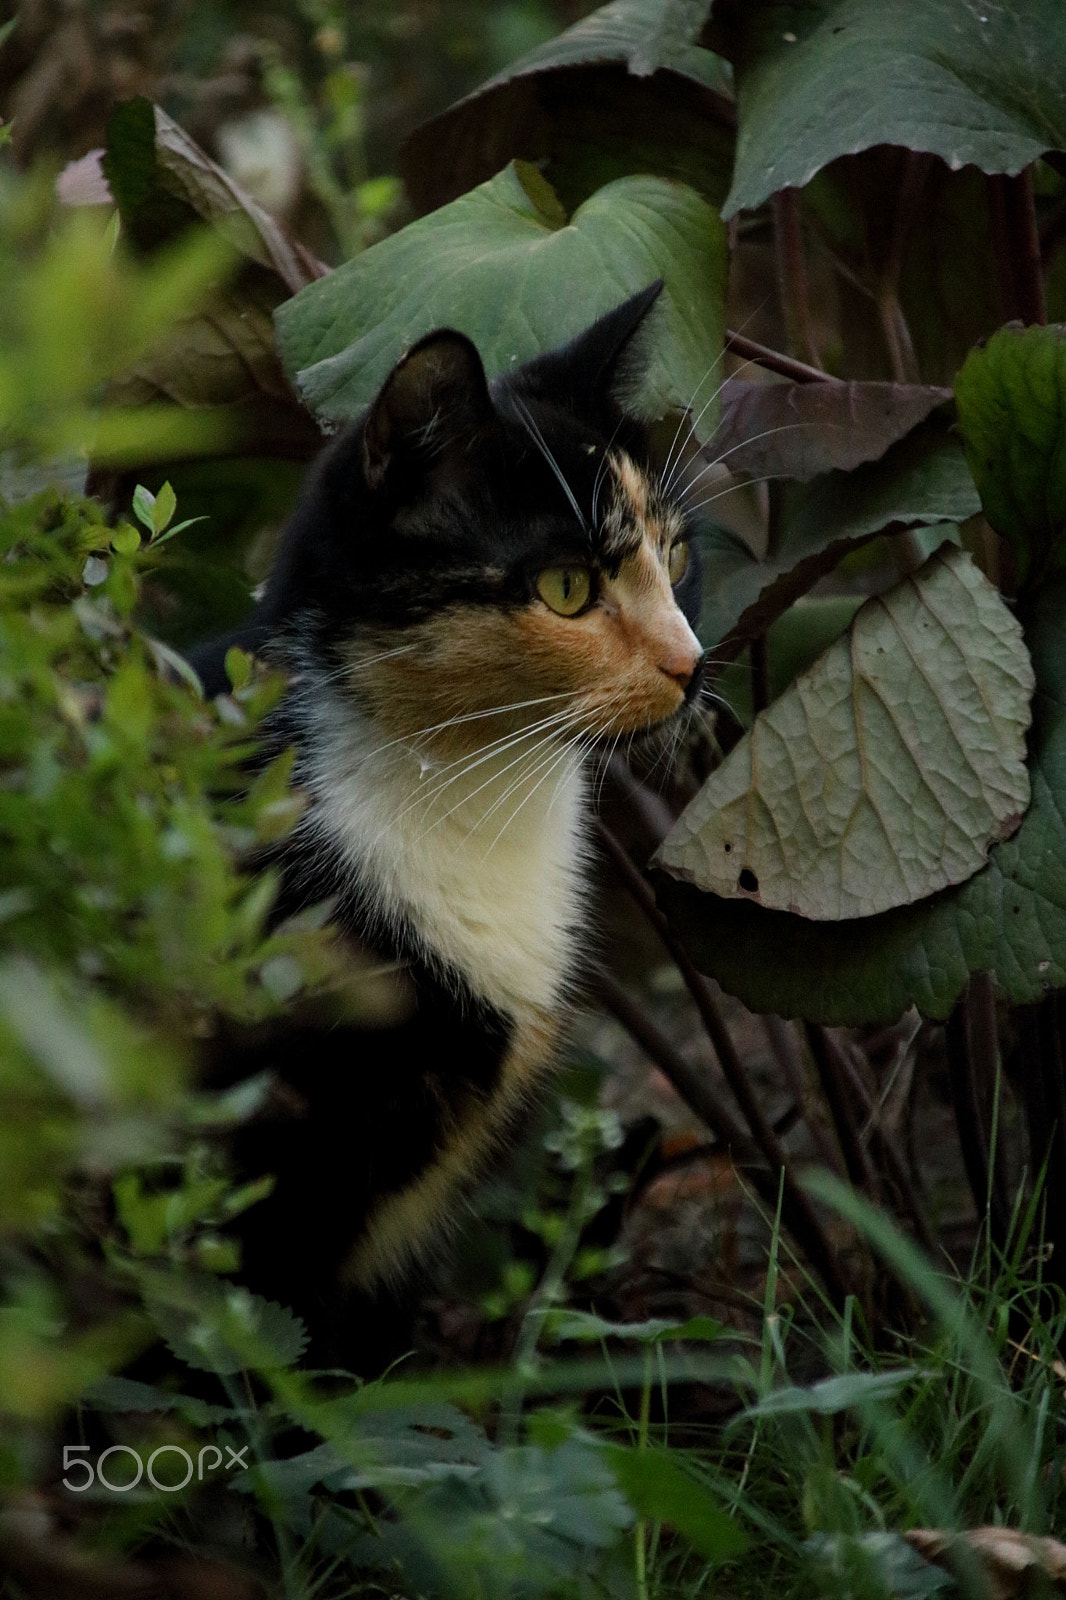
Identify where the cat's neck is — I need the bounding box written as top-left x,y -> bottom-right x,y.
290,671 -> 591,1020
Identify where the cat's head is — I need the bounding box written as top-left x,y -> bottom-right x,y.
274,284 -> 706,758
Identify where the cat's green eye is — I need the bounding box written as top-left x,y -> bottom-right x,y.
536,566 -> 592,617
667,540 -> 690,585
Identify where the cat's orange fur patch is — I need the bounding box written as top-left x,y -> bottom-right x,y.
348,548 -> 699,759
343,450 -> 699,760
346,1010 -> 560,1290
614,452 -> 650,522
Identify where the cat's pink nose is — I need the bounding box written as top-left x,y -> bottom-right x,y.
660,643 -> 705,692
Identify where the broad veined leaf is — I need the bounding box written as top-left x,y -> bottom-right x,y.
955,322 -> 1066,587
395,1438 -> 634,1595
658,546 -> 1034,919
400,0 -> 734,215
706,378 -> 952,484
658,577 -> 1066,1026
699,418 -> 980,655
712,0 -> 1066,218
276,163 -> 726,438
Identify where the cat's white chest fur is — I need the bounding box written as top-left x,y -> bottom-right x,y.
302,693 -> 589,1018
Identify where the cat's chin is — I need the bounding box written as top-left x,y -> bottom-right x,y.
589,702 -> 694,750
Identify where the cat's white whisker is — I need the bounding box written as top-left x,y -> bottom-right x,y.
342,642 -> 420,670
283,635 -> 421,693
392,702 -> 591,844
512,393 -> 589,531
402,701 -> 587,803
354,689 -> 581,772
403,732 -> 577,842
471,740 -> 580,850
681,470 -> 792,518
661,353 -> 748,498
430,685 -> 633,855
674,420 -> 815,514
591,416 -> 628,526
478,725 -> 593,862
660,299 -> 775,495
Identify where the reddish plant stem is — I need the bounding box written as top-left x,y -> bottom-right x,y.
724,330 -> 841,386
883,153 -> 932,295
1014,168 -> 1047,325
988,175 -> 1019,322
805,1023 -> 881,1195
832,1039 -> 937,1255
771,187 -> 823,372
988,169 -> 1047,326
762,1015 -> 844,1177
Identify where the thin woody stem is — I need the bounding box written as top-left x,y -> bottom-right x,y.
988,169 -> 1047,325
595,822 -> 850,1304
771,187 -> 823,371
724,330 -> 840,386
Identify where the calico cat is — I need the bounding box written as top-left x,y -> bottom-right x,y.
193,282 -> 705,1362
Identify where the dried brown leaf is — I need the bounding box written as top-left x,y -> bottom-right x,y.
907,1526 -> 1066,1599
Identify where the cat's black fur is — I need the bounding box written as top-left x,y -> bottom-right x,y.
191,284 -> 705,1369
194,285 -> 700,686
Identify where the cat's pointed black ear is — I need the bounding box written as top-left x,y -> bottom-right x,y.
363,331 -> 493,490
515,281 -> 663,416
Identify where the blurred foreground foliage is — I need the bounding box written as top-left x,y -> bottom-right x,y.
0,166 -> 343,1521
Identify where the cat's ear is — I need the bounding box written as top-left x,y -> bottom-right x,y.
363,331 -> 494,491
514,281 -> 663,416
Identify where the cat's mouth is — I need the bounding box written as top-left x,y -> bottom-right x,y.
575,648 -> 707,742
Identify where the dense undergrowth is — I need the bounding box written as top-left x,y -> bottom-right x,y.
5,1 -> 1066,1595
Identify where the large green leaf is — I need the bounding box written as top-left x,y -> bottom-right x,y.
955,322 -> 1066,588
658,579 -> 1066,1026
700,418 -> 980,654
391,1438 -> 634,1596
658,547 -> 1034,918
400,0 -> 734,215
276,163 -> 727,436
712,0 -> 1066,218
483,0 -> 718,78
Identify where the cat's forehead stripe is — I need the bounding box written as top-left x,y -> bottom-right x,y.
614,453 -> 649,521
603,452 -> 683,559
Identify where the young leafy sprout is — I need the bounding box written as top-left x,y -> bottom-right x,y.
128,480 -> 207,548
